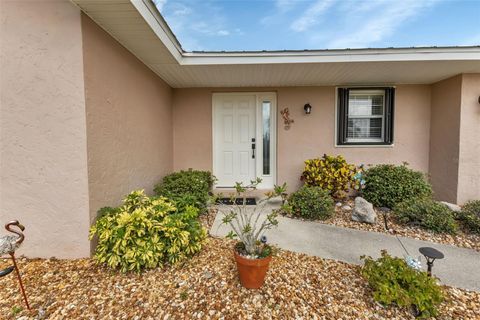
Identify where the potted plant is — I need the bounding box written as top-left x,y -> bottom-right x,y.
217,178 -> 287,289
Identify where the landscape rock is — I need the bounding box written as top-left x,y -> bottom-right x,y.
352,197 -> 377,224
331,199 -> 480,251
341,205 -> 352,211
440,201 -> 461,212
1,236 -> 478,320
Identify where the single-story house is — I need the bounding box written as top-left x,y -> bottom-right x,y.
1,0 -> 479,259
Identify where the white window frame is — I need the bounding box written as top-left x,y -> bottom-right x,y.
345,89 -> 385,144
335,86 -> 395,148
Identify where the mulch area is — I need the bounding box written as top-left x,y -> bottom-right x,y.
1,236 -> 479,319
283,199 -> 480,252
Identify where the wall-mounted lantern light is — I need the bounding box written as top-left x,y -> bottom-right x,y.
304,103 -> 312,115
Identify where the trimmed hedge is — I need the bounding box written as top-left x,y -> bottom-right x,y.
154,169 -> 214,213
286,185 -> 334,220
459,200 -> 480,234
393,198 -> 457,234
363,164 -> 432,209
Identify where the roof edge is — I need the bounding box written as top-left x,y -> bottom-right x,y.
136,1 -> 480,66
181,47 -> 480,65
185,46 -> 480,56
131,0 -> 184,62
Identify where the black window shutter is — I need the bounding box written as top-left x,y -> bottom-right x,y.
384,87 -> 395,144
338,87 -> 394,146
337,88 -> 349,145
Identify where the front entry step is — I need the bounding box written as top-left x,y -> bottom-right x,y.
212,188 -> 273,199
216,197 -> 257,205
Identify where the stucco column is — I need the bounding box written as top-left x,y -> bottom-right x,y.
457,74 -> 480,204
429,75 -> 462,204
430,73 -> 480,205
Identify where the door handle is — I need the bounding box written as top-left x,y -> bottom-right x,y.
251,138 -> 256,159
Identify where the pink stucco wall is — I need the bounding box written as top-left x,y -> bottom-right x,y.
173,85 -> 431,191
173,89 -> 213,171
81,14 -> 173,223
0,1 -> 91,258
457,74 -> 480,204
429,75 -> 462,203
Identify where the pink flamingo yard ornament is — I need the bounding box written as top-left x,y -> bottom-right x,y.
0,220 -> 30,310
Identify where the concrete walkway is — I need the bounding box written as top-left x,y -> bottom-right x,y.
211,207 -> 480,291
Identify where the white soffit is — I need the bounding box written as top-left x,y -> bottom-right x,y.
71,0 -> 480,88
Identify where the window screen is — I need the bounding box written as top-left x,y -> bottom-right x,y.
337,87 -> 394,145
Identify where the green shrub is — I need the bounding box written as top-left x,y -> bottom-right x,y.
459,200 -> 480,234
361,251 -> 444,319
286,185 -> 334,220
89,190 -> 207,272
154,169 -> 215,213
363,164 -> 432,208
301,154 -> 357,197
394,198 -> 457,234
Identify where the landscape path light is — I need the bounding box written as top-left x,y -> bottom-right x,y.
419,247 -> 444,277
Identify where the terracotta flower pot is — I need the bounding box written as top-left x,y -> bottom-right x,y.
234,249 -> 272,289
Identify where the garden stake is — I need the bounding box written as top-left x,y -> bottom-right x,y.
395,234 -> 410,255
9,252 -> 30,310
378,207 -> 390,230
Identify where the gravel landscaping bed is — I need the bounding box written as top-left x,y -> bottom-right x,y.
1,237 -> 479,319
283,199 -> 480,252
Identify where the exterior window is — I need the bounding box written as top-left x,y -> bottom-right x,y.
262,101 -> 271,175
337,87 -> 395,145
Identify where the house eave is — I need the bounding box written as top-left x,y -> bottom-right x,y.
71,0 -> 480,88
133,0 -> 480,65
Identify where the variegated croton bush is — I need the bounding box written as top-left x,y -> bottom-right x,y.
89,170 -> 213,272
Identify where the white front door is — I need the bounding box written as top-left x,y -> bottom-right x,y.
213,94 -> 256,187
213,93 -> 277,188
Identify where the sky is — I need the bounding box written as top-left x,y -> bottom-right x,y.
153,0 -> 480,52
